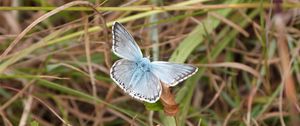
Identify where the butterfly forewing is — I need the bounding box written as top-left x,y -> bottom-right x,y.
151,61 -> 198,86
110,59 -> 161,103
112,22 -> 143,61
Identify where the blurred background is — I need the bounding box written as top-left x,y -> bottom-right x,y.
0,0 -> 300,126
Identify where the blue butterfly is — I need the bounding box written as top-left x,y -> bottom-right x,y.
110,22 -> 198,103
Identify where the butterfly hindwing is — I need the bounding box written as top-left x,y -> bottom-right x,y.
151,61 -> 198,86
112,22 -> 143,61
110,59 -> 161,103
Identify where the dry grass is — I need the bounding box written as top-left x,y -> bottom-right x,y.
0,0 -> 300,126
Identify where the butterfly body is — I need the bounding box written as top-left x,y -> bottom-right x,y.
136,57 -> 151,72
127,58 -> 152,90
110,22 -> 198,103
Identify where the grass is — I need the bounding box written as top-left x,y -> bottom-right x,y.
1,0 -> 300,126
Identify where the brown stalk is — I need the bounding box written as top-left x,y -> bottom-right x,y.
0,85 -> 70,126
0,1 -> 91,59
196,62 -> 261,80
0,109 -> 13,126
274,13 -> 299,126
210,12 -> 249,37
0,1 -> 110,65
223,108 -> 238,126
160,83 -> 179,116
83,15 -> 102,126
202,81 -> 226,110
0,81 -> 33,110
18,86 -> 34,126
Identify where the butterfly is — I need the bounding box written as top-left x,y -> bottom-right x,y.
110,22 -> 198,103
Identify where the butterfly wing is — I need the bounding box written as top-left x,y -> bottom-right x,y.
112,22 -> 143,61
110,59 -> 161,103
151,61 -> 198,86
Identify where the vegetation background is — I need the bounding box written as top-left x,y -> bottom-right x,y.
0,0 -> 300,126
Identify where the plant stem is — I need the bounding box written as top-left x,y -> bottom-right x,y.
0,3 -> 300,11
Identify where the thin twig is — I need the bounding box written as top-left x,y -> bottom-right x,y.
196,62 -> 262,80
1,3 -> 300,11
0,1 -> 100,60
1,86 -> 71,126
202,81 -> 226,110
18,86 -> 34,126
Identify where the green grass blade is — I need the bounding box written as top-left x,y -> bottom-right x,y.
168,5 -> 260,126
